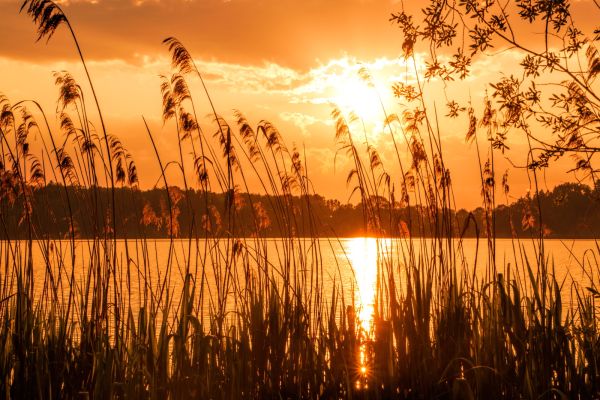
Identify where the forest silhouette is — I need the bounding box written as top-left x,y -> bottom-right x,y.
3,181 -> 599,239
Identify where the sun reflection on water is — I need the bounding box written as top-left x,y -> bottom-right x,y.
347,237 -> 378,333
346,237 -> 379,388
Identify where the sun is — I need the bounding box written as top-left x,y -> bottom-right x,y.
323,64 -> 385,125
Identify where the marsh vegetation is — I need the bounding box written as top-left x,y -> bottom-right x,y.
1,0 -> 600,398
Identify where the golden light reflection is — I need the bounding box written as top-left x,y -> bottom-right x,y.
346,237 -> 380,388
347,237 -> 378,333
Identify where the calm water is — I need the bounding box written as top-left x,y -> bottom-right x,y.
2,238 -> 598,330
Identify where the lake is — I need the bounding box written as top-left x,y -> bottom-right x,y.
1,237 -> 598,331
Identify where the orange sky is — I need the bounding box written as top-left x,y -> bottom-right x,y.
1,0 -> 598,208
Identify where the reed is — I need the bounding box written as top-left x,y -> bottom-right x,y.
0,1 -> 599,399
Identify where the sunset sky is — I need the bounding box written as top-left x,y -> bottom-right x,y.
1,0 -> 598,208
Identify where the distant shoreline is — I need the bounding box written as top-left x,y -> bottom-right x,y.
2,182 -> 599,240
1,235 -> 597,240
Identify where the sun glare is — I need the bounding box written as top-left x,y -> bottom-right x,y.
327,69 -> 384,125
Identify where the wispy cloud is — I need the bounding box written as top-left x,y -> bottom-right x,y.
0,45 -> 577,207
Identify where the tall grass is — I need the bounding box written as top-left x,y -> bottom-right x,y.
0,1 -> 599,398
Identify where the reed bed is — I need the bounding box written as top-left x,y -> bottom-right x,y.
0,1 -> 599,398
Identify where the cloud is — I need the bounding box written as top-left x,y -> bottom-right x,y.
194,60 -> 304,94
0,37 -> 589,208
279,111 -> 324,137
0,0 -> 406,68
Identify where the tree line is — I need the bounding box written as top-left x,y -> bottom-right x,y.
1,181 -> 599,239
